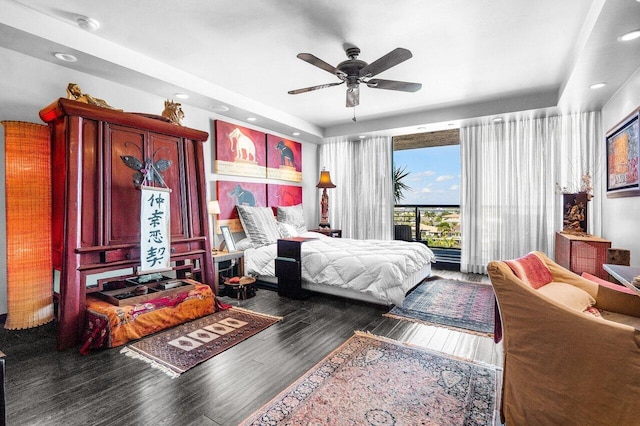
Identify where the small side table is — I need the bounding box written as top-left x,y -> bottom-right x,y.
310,228 -> 342,238
212,250 -> 244,295
223,276 -> 257,300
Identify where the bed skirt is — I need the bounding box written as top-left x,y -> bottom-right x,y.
80,283 -> 215,354
257,262 -> 432,306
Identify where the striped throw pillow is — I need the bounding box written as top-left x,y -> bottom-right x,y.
505,252 -> 553,289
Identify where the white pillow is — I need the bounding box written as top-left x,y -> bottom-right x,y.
236,205 -> 280,247
277,204 -> 307,233
234,237 -> 255,251
277,222 -> 299,238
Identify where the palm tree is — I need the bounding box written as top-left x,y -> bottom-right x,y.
393,165 -> 411,204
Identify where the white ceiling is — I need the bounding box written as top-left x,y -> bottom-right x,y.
2,0 -> 640,143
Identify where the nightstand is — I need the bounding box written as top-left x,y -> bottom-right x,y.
212,250 -> 244,295
310,228 -> 342,238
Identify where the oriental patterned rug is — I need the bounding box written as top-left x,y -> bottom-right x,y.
240,332 -> 497,425
121,307 -> 281,378
385,277 -> 496,336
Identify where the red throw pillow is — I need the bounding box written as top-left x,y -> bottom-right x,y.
581,272 -> 635,295
505,252 -> 554,289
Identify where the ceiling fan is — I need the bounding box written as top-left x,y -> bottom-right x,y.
288,46 -> 422,108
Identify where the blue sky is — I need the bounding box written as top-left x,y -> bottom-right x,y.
393,144 -> 461,205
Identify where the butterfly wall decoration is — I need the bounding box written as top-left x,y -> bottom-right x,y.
120,142 -> 172,188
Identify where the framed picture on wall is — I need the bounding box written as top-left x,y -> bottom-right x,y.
606,107 -> 640,198
220,225 -> 237,252
266,134 -> 302,182
214,120 -> 267,178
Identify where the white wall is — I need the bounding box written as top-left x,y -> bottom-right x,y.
0,47 -> 319,316
601,66 -> 640,264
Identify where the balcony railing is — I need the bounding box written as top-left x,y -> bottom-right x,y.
394,204 -> 461,268
394,205 -> 461,249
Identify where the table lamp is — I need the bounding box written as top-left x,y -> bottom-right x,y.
316,168 -> 336,228
207,200 -> 221,253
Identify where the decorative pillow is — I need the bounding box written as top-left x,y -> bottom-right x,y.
537,281 -> 596,312
583,306 -> 602,317
581,272 -> 635,295
504,252 -> 553,289
277,204 -> 307,233
236,205 -> 280,247
234,237 -> 255,251
276,222 -> 299,238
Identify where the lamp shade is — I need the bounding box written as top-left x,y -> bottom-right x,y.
316,170 -> 336,188
207,200 -> 221,215
2,121 -> 55,329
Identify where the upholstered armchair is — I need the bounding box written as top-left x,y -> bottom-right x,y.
488,251 -> 640,425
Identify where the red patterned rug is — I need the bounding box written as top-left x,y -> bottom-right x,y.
385,277 -> 496,336
121,307 -> 281,377
241,332 -> 497,425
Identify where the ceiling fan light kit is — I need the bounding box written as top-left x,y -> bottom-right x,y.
288,46 -> 422,108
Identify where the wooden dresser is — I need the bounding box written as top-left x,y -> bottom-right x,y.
40,99 -> 214,350
555,232 -> 611,279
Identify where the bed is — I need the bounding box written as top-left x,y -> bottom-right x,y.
235,205 -> 435,306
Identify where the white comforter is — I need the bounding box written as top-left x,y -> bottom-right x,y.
244,232 -> 435,306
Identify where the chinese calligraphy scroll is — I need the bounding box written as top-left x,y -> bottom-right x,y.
140,186 -> 171,273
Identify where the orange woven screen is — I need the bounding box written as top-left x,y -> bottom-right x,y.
2,121 -> 54,329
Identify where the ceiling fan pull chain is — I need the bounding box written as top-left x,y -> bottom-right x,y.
352,107 -> 357,122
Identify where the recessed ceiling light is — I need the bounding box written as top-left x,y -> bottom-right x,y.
493,117 -> 503,123
358,135 -> 366,139
76,16 -> 100,32
292,132 -> 300,136
210,105 -> 229,112
247,117 -> 257,122
589,82 -> 606,89
54,52 -> 77,62
618,29 -> 640,42
174,93 -> 189,99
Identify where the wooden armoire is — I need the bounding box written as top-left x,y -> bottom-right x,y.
40,99 -> 214,350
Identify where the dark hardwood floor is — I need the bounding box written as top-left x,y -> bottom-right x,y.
0,268 -> 501,425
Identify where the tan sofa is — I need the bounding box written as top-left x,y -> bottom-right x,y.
488,251 -> 640,425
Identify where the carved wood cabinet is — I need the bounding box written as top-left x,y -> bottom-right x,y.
40,99 -> 214,350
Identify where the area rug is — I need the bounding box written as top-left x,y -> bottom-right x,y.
385,277 -> 495,336
240,332 -> 496,425
120,307 -> 281,378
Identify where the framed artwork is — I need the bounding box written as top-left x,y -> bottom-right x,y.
216,180 -> 267,233
606,108 -> 640,198
266,134 -> 302,182
214,120 -> 266,178
267,183 -> 302,208
219,225 -> 236,252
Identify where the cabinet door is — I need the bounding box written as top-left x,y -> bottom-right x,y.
105,125 -> 145,245
149,133 -> 188,240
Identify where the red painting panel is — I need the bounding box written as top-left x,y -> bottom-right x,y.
266,134 -> 302,182
267,184 -> 303,207
215,121 -> 266,178
216,180 -> 267,233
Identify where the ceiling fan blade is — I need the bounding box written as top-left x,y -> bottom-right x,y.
297,53 -> 346,78
346,85 -> 360,108
288,81 -> 344,95
359,48 -> 413,78
366,79 -> 422,92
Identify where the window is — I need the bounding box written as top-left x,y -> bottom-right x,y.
393,130 -> 461,249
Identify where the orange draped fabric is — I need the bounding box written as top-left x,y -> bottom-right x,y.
82,283 -> 215,353
2,121 -> 54,329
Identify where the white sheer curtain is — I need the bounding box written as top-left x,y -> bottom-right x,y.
460,112 -> 601,273
318,136 -> 394,239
